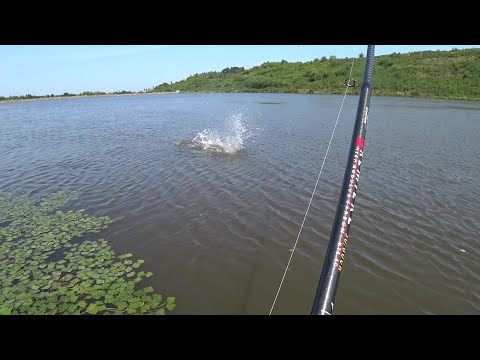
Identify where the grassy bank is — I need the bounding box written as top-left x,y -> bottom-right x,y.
151,48 -> 480,101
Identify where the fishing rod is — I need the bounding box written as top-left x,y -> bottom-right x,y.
311,45 -> 375,315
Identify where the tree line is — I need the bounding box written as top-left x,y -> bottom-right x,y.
2,48 -> 479,102
151,48 -> 480,100
0,90 -> 138,102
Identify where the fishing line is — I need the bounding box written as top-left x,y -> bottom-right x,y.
269,58 -> 356,315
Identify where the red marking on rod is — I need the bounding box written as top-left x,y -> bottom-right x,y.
337,146 -> 362,269
356,137 -> 365,149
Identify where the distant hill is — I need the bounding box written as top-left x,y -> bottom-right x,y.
152,48 -> 480,100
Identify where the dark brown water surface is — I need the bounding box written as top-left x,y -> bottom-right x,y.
1,93 -> 479,314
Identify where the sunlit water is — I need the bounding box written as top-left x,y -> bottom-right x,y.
1,93 -> 479,314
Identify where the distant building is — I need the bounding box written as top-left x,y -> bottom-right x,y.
175,90 -> 180,94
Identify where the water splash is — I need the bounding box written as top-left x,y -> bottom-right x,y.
176,113 -> 252,154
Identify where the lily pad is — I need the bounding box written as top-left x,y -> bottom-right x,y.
86,303 -> 98,315
116,302 -> 128,311
0,191 -> 175,316
0,306 -> 12,315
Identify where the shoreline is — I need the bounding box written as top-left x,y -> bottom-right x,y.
0,92 -> 178,104
1,91 -> 479,104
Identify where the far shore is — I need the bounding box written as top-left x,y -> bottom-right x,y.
1,91 -> 479,104
0,91 -> 178,104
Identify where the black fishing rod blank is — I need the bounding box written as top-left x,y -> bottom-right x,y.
311,45 -> 375,315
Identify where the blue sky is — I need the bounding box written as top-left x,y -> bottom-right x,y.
0,45 -> 478,97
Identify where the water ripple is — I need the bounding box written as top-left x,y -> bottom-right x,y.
1,94 -> 479,314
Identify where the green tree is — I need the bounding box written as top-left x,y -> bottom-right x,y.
148,47 -> 480,100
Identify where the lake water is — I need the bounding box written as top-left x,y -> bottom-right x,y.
1,93 -> 479,314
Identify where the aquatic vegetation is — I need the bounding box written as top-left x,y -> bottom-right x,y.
0,191 -> 175,315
